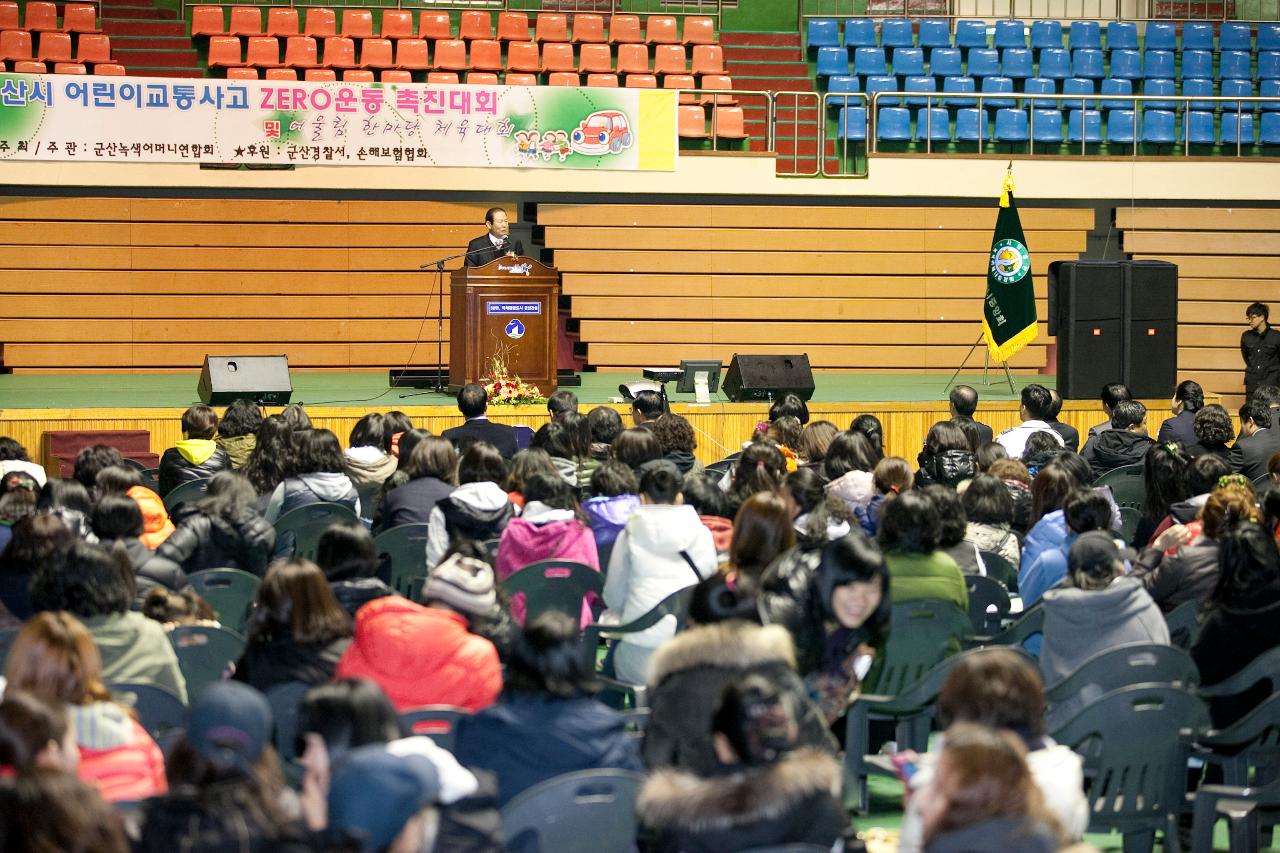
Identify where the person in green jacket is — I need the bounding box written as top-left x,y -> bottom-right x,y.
877,489 -> 969,613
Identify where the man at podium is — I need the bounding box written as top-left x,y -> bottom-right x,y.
464,207 -> 525,266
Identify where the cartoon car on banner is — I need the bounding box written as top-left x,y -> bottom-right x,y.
570,110 -> 633,155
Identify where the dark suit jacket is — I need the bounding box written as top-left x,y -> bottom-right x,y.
1230,428 -> 1280,480
1157,409 -> 1198,448
954,415 -> 994,448
441,418 -> 520,458
1047,419 -> 1081,453
463,235 -> 525,267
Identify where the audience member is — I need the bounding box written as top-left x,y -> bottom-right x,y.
373,426 -> 431,515
865,456 -> 913,534
796,420 -> 839,471
1149,453 -> 1231,543
547,389 -> 579,422
344,413 -> 398,509
1188,404 -> 1235,462
770,393 -> 811,427
995,385 -> 1065,458
764,416 -> 802,460
877,490 -> 968,615
726,491 -> 795,597
376,436 -> 456,531
1243,301 -> 1280,400
336,552 -> 502,712
653,413 -> 702,477
726,438 -> 788,516
242,414 -> 296,497
263,429 -> 361,528
975,442 -> 1009,472
383,411 -> 413,458
586,406 -> 624,461
1020,486 -> 1113,607
36,479 -> 93,543
1136,442 -> 1191,548
281,403 -> 312,432
156,470 -> 276,576
314,524 -> 394,618
0,690 -> 79,774
424,441 -> 515,569
1231,400 -> 1280,480
1080,399 -> 1155,479
823,431 -> 878,514
141,585 -> 218,631
915,421 -> 977,489
234,558 -> 353,693
441,384 -> 519,458
96,464 -> 175,549
1020,430 -> 1062,478
0,436 -> 46,486
0,471 -> 37,556
923,485 -> 981,575
584,460 -> 640,551
532,417 -> 593,488
159,405 -> 232,497
216,398 -> 263,469
988,457 -> 1035,537
0,512 -> 72,620
782,466 -> 854,548
948,385 -> 994,446
637,673 -> 851,853
91,493 -> 185,605
1086,382 -> 1132,439
630,389 -> 666,429
951,417 -> 986,455
850,413 -> 885,462
680,468 -> 734,556
560,410 -> 601,486
612,426 -> 664,476
505,447 -> 558,509
73,444 -> 124,500
960,473 -> 1021,571
0,768 -> 129,853
30,541 -> 187,702
322,745 -> 440,853
5,611 -> 167,801
1044,389 -> 1081,453
603,461 -> 717,685
1158,379 -> 1204,446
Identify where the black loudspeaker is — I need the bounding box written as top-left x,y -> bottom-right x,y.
197,355 -> 292,405
723,354 -> 815,402
1123,261 -> 1179,398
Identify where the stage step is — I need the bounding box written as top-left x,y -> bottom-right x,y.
108,35 -> 193,50
125,67 -> 203,77
112,48 -> 198,67
103,6 -> 178,19
719,32 -> 801,47
102,20 -> 187,37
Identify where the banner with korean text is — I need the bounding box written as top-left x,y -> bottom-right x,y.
0,74 -> 678,170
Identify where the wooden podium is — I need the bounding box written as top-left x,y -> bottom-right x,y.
449,256 -> 560,394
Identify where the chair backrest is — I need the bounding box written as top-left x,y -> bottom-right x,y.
976,550 -> 1017,590
1198,645 -> 1280,699
966,574 -> 1011,636
374,522 -> 431,596
399,705 -> 469,752
185,567 -> 261,634
169,624 -> 247,701
985,601 -> 1044,647
265,679 -> 310,764
873,600 -> 971,696
273,502 -> 361,561
162,477 -> 210,512
502,560 -> 604,623
1047,641 -> 1199,708
1164,597 -> 1203,650
1117,505 -> 1140,546
1094,463 -> 1144,510
109,682 -> 187,749
501,769 -> 644,852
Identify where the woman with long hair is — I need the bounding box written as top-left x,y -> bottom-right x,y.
823,431 -> 879,515
263,429 -> 361,528
376,435 -> 456,531
216,398 -> 263,469
0,511 -> 72,620
242,414 -> 297,497
156,469 -> 276,576
0,768 -> 129,853
726,491 -> 795,597
728,438 -> 788,516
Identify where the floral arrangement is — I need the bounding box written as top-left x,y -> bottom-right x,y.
481,342 -> 546,405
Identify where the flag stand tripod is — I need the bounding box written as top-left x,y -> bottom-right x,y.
944,333 -> 1017,397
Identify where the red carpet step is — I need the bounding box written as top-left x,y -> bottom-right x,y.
98,0 -> 199,77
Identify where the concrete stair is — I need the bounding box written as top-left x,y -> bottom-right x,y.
99,0 -> 200,78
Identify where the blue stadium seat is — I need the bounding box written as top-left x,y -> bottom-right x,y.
916,106 -> 951,140
865,75 -> 900,106
1219,22 -> 1253,51
1101,77 -> 1134,109
1106,109 -> 1136,143
1140,109 -> 1176,143
930,48 -> 962,77
844,18 -> 877,49
1105,21 -> 1138,51
1261,23 -> 1280,52
876,106 -> 912,140
1030,20 -> 1063,52
1181,22 -> 1215,51
943,74 -> 977,105
903,74 -> 938,106
1184,110 -> 1215,143
981,75 -> 1016,108
1262,79 -> 1280,110
1001,48 -> 1033,79
1261,111 -> 1280,143
955,107 -> 989,141
1143,50 -> 1175,79
836,105 -> 868,140
1072,48 -> 1105,79
807,19 -> 841,50
967,48 -> 999,78
1039,48 -> 1071,79
853,46 -> 888,77
1260,52 -> 1280,80
1063,76 -> 1097,109
892,47 -> 926,76
1069,21 -> 1101,51
1024,77 -> 1057,107
994,20 -> 1027,49
1219,51 -> 1252,83
880,18 -> 915,48
1180,50 -> 1213,81
1031,108 -> 1063,142
1221,78 -> 1254,112
1143,22 -> 1177,52
955,20 -> 989,50
828,75 -> 861,99
1109,50 -> 1142,81
918,19 -> 951,50
1183,78 -> 1215,111
1221,112 -> 1256,144
816,46 -> 849,78
1142,78 -> 1176,109
994,108 -> 1029,141
1067,108 -> 1102,142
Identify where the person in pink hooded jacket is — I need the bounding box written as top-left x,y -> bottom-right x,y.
495,472 -> 600,626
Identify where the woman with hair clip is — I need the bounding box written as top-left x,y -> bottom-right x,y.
850,413 -> 885,462
1137,442 -> 1192,547
155,469 -> 277,576
637,673 -> 853,852
725,438 -> 788,516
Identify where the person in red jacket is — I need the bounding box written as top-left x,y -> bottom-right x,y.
336,553 -> 502,712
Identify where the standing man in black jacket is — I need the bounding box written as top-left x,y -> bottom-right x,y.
464,207 -> 524,267
1242,302 -> 1280,400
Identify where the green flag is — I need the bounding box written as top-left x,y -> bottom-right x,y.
982,172 -> 1038,363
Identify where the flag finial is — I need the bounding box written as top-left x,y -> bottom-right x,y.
1000,165 -> 1015,208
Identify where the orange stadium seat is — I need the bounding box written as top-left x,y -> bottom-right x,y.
0,30 -> 31,62
506,40 -> 541,72
322,36 -> 357,69
465,71 -> 497,84
712,105 -> 748,138
504,71 -> 536,85
542,42 -> 574,73
663,73 -> 698,104
343,69 -> 373,81
625,73 -> 656,88
227,6 -> 262,36
585,72 -> 618,87
205,36 -> 241,67
380,69 -> 411,82
548,71 -> 579,86
615,43 -> 649,75
62,4 -> 99,33
304,67 -> 335,81
264,67 -> 296,79
609,15 -> 642,44
394,39 -> 429,70
283,35 -> 318,67
12,60 -> 44,72
418,12 -> 450,40
35,31 -> 71,62
426,71 -> 458,83
93,62 -> 125,75
432,39 -> 467,71
379,11 -> 413,40
244,35 -> 279,67
360,38 -> 393,68
23,2 -> 57,32
682,17 -> 716,45
534,14 -> 568,43
691,44 -> 725,75
190,6 -> 224,37
572,14 -> 605,44
225,66 -> 258,79
678,104 -> 708,137
340,10 -> 373,39
468,39 -> 502,71
303,8 -> 335,38
459,11 -> 491,41
0,2 -> 17,30
578,43 -> 611,73
497,12 -> 530,41
652,44 -> 686,76
53,61 -> 86,73
646,16 -> 679,44
264,7 -> 298,37
699,74 -> 737,105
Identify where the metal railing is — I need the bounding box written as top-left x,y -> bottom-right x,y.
799,0 -> 1280,31
774,89 -> 823,174
674,87 -> 774,151
819,90 -> 870,175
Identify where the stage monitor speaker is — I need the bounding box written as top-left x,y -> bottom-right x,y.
1049,261 -> 1125,400
723,354 -> 815,403
1123,260 -> 1178,398
197,355 -> 292,405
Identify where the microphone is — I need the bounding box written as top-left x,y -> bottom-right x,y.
499,236 -> 510,254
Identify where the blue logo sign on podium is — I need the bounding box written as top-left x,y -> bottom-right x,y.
505,319 -> 526,339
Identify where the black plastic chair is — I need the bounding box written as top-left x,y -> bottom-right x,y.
374,522 -> 431,597
1198,646 -> 1280,702
1165,598 -> 1204,650
500,769 -> 644,853
1197,692 -> 1280,788
265,679 -> 310,769
1095,462 -> 1145,511
965,574 -> 1011,637
1118,505 -> 1141,545
1046,642 -> 1198,730
120,457 -> 159,492
582,584 -> 697,709
162,477 -> 210,512
503,560 -> 604,624
400,705 -> 469,752
185,567 -> 260,634
273,502 -> 361,561
1051,683 -> 1210,853
1191,776 -> 1280,853
109,681 -> 187,750
974,602 -> 1044,650
977,549 -> 1018,592
169,624 -> 246,701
